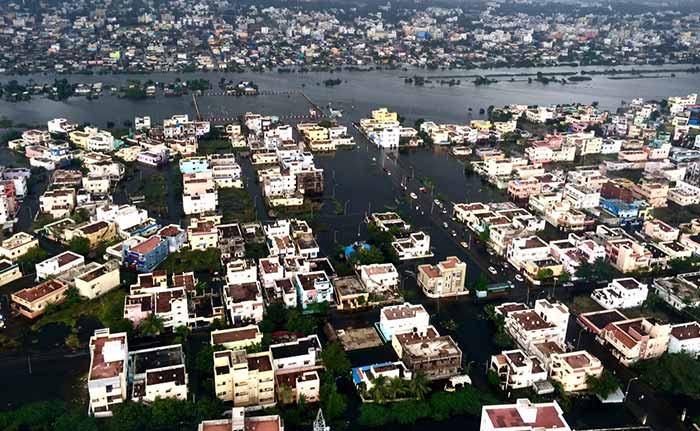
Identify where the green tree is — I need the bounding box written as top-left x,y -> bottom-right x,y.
358,404 -> 389,428
536,268 -> 554,280
320,374 -> 347,421
477,225 -> 490,243
54,411 -> 98,431
18,246 -> 48,272
68,236 -> 90,256
471,273 -> 489,293
586,370 -> 620,398
320,342 -> 351,377
635,353 -> 700,399
108,401 -> 152,431
408,373 -> 431,400
137,314 -> 164,336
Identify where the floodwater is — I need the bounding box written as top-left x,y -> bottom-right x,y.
0,66 -> 695,428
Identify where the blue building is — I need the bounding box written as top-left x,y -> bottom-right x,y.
123,235 -> 169,272
178,157 -> 210,174
600,198 -> 639,225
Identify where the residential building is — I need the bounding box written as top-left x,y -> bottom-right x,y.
294,271 -> 334,310
210,325 -> 263,350
39,188 -> 76,218
489,349 -> 548,391
58,260 -> 121,299
357,263 -> 399,292
0,232 -> 38,261
631,181 -> 669,208
95,204 -> 148,232
653,273 -> 700,310
591,278 -> 648,310
11,279 -> 69,319
600,318 -> 671,366
270,335 -> 322,371
480,399 -> 571,431
604,238 -> 652,273
548,351 -> 603,392
392,231 -> 433,260
504,300 -> 569,353
158,224 -> 187,253
189,219 -> 219,251
35,250 -> 85,280
392,325 -> 462,381
668,322 -> 700,357
122,236 -> 169,272
63,220 -> 117,248
351,361 -> 412,391
213,349 -> 276,407
198,408 -> 284,431
128,344 -> 188,403
378,302 -> 431,342
0,259 -> 21,286
223,282 -> 264,324
643,219 -> 679,242
88,329 -> 128,417
275,370 -> 321,404
417,256 -> 468,298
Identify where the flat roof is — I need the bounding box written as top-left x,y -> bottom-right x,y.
13,279 -> 67,303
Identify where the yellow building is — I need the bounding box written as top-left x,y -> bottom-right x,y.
64,220 -> 118,247
11,279 -> 69,319
549,351 -> 603,392
210,325 -> 263,350
371,108 -> 398,122
0,232 -> 38,261
470,120 -> 493,131
213,349 -> 276,408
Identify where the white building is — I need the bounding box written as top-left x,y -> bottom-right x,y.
183,190 -> 218,215
223,282 -> 264,324
358,263 -> 399,291
668,322 -> 700,357
95,204 -> 148,232
489,349 -> 548,391
36,251 -> 85,281
377,302 -> 430,342
392,231 -> 432,260
591,278 -> 648,310
88,329 -> 128,417
269,334 -> 322,371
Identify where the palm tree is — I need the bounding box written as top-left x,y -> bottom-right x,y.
409,373 -> 430,400
138,314 -> 164,336
369,375 -> 388,403
386,377 -> 406,400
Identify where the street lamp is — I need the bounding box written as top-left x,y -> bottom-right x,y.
575,327 -> 586,350
401,271 -> 416,291
623,377 -> 639,402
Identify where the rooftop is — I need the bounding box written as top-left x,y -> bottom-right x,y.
13,279 -> 67,303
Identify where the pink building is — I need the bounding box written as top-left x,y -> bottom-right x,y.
508,178 -> 542,201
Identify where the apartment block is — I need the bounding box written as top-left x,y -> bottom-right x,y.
417,256 -> 467,298
213,349 -> 276,407
548,351 -> 603,392
600,318 -> 671,366
88,329 -> 128,417
489,349 -> 548,391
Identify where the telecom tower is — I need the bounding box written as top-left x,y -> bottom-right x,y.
313,409 -> 330,431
